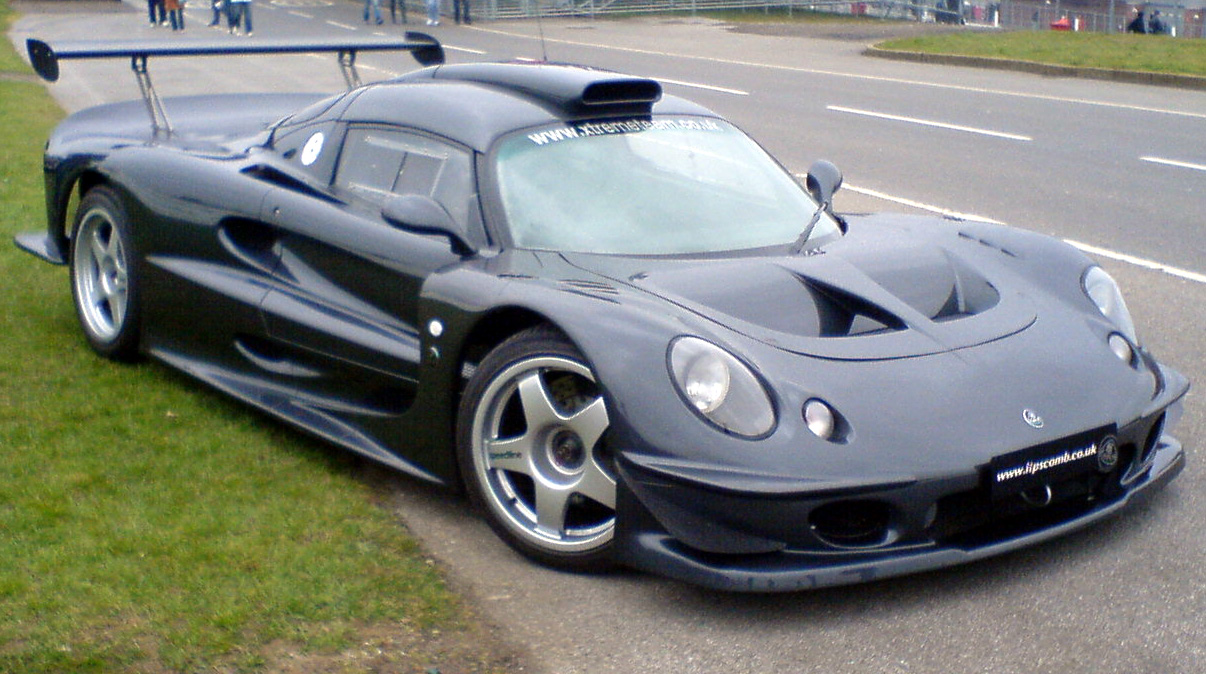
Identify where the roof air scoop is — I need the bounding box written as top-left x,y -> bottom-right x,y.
581,79 -> 662,107
428,63 -> 661,116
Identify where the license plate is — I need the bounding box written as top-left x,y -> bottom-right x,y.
988,430 -> 1106,500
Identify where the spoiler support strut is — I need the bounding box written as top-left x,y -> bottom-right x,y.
131,54 -> 172,136
26,35 -> 445,135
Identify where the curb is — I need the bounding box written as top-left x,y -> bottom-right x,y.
864,45 -> 1206,91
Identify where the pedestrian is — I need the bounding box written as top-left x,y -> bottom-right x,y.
389,0 -> 407,24
364,0 -> 384,24
1126,10 -> 1146,33
425,0 -> 439,25
1149,10 -> 1165,34
453,0 -> 470,24
165,0 -> 185,31
208,0 -> 225,27
147,0 -> 167,26
228,0 -> 253,35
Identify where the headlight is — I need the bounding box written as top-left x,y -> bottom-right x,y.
1082,266 -> 1138,345
668,337 -> 775,438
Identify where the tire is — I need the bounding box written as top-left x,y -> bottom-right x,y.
69,186 -> 141,361
457,327 -> 617,570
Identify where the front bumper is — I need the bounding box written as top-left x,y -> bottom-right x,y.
612,429 -> 1185,593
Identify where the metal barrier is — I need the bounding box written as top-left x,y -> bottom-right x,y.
459,0 -> 1203,39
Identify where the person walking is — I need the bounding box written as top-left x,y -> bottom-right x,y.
389,0 -> 407,24
425,0 -> 439,25
165,0 -> 185,31
208,0 -> 225,27
453,0 -> 469,24
364,0 -> 384,25
147,0 -> 167,26
228,0 -> 253,35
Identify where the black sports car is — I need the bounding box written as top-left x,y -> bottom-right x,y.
17,35 -> 1188,592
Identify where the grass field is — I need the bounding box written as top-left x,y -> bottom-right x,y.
0,2 -> 513,671
878,29 -> 1206,77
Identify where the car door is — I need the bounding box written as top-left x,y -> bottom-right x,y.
256,125 -> 478,415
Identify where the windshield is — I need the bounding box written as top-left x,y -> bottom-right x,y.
493,117 -> 840,255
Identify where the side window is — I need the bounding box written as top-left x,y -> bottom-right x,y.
335,127 -> 476,229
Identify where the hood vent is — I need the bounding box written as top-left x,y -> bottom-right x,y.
803,278 -> 906,337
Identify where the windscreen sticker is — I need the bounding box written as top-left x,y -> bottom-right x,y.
300,132 -> 325,166
526,118 -> 723,146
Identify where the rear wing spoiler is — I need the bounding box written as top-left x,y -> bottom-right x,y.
26,34 -> 444,133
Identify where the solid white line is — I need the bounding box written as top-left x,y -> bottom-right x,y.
1063,240 -> 1206,285
654,77 -> 748,96
1141,156 -> 1206,173
446,45 -> 489,55
839,182 -> 1004,223
828,105 -> 1031,141
287,11 -> 313,18
834,181 -> 1205,285
467,25 -> 1206,121
325,20 -> 358,31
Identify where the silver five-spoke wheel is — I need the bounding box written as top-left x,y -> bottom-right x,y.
70,186 -> 141,360
458,328 -> 616,569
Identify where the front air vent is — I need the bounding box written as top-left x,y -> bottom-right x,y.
809,500 -> 893,548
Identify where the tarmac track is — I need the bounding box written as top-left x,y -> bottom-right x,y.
9,4 -> 1205,673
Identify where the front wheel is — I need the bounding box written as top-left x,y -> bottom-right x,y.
70,186 -> 141,361
457,328 -> 617,570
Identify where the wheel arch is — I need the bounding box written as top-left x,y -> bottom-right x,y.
447,306 -> 564,485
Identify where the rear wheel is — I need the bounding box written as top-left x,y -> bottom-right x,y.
457,328 -> 617,570
70,186 -> 141,361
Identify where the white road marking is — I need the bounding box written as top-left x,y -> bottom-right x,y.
447,45 -> 489,55
840,183 -> 1003,223
1141,156 -> 1206,173
654,77 -> 748,96
822,180 -> 1206,285
828,106 -> 1031,141
1063,240 -> 1206,285
325,20 -> 358,31
287,11 -> 313,18
469,25 -> 1206,121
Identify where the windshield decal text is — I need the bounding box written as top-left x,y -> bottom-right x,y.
526,118 -> 723,146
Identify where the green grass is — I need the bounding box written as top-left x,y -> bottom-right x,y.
878,30 -> 1206,77
0,3 -> 506,672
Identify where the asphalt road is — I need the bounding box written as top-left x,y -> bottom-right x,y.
9,3 -> 1205,673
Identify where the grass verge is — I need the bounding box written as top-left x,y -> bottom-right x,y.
878,30 -> 1206,78
0,2 -> 514,671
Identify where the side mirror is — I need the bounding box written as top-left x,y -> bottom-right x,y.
805,160 -> 843,211
381,194 -> 475,256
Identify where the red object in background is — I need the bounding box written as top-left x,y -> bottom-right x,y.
1050,16 -> 1071,30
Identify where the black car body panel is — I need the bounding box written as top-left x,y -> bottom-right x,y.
16,36 -> 1188,591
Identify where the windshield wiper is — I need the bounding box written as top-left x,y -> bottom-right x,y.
789,204 -> 825,255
